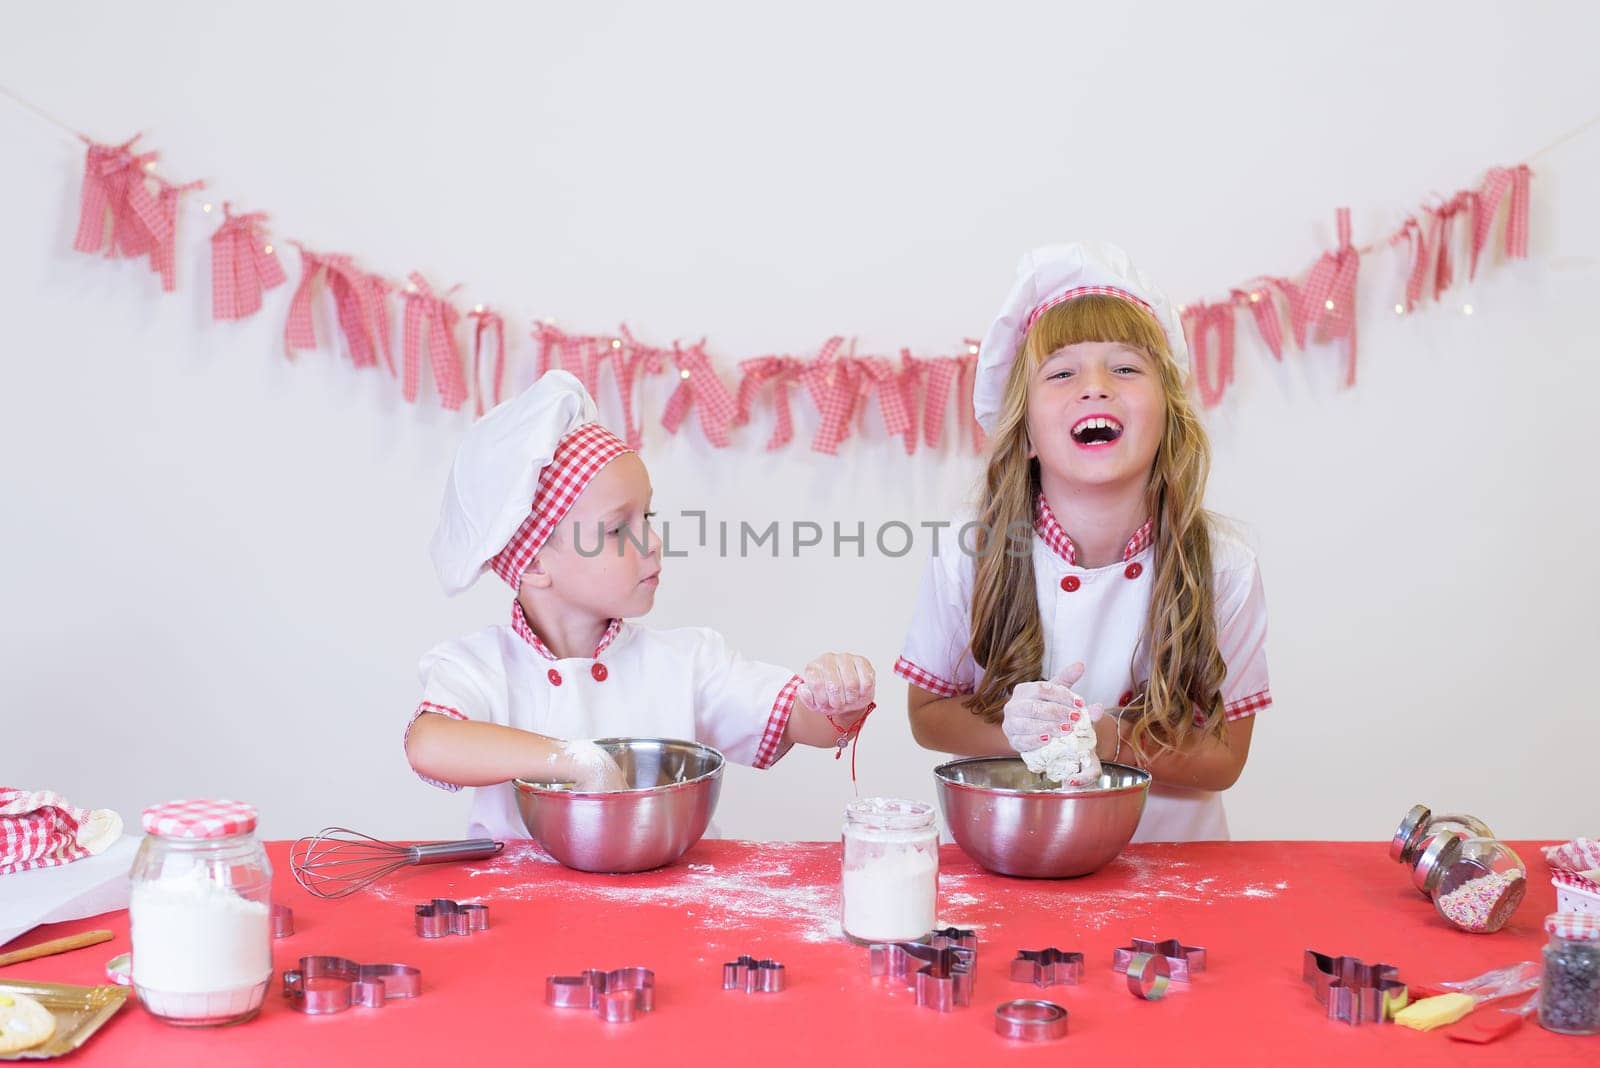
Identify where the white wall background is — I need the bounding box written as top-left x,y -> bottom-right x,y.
3,1 -> 1596,844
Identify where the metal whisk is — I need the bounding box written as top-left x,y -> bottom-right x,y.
290,826 -> 505,899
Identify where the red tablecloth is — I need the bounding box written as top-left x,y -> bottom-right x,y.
4,840 -> 1591,1063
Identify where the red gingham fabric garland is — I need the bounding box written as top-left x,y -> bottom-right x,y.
660,340 -> 737,447
210,205 -> 287,320
468,304 -> 507,417
140,798 -> 258,839
735,354 -> 807,451
402,273 -> 469,409
59,127 -> 1538,427
487,422 -> 634,587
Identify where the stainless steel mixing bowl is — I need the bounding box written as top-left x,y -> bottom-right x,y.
934,757 -> 1151,878
513,738 -> 723,873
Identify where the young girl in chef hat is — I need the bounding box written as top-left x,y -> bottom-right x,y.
896,242 -> 1269,842
406,370 -> 876,840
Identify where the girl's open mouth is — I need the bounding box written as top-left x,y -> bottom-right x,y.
1070,415 -> 1124,447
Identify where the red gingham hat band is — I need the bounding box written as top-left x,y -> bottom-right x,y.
1023,285 -> 1156,334
489,422 -> 632,588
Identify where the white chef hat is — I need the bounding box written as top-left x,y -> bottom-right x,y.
430,370 -> 633,595
972,241 -> 1190,434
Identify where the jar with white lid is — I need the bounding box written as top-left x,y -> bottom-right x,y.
840,798 -> 938,944
129,800 -> 273,1026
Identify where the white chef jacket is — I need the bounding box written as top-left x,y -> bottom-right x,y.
407,604 -> 801,840
895,497 -> 1271,842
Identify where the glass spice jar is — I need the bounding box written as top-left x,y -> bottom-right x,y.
1390,804 -> 1495,896
129,800 -> 273,1026
1430,837 -> 1527,934
1539,912 -> 1600,1035
840,798 -> 938,944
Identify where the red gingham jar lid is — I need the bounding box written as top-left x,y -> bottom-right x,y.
141,799 -> 258,839
1545,912 -> 1600,941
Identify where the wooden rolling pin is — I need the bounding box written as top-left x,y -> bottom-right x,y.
0,930 -> 114,968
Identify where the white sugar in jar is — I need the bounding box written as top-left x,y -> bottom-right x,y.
841,797 -> 939,943
129,800 -> 273,1026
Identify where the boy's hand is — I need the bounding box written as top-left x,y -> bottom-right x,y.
553,741 -> 630,792
798,652 -> 876,728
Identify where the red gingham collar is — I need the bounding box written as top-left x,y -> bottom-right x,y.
512,601 -> 621,661
1034,494 -> 1153,566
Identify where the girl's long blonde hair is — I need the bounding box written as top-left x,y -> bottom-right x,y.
967,295 -> 1228,757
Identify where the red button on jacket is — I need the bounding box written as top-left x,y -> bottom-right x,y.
1124,562 -> 1144,580
591,663 -> 609,682
1060,575 -> 1081,592
547,669 -> 563,686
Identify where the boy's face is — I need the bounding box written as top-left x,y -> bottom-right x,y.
527,453 -> 660,619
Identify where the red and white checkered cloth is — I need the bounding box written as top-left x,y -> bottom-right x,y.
402,273 -> 469,410
661,340 -> 737,448
1546,911 -> 1600,941
211,205 -> 287,320
488,421 -> 633,588
1,788 -> 123,876
141,799 -> 258,839
1545,838 -> 1600,874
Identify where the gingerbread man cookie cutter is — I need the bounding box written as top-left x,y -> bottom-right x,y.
869,941 -> 976,1011
414,898 -> 489,938
1302,950 -> 1408,1026
545,967 -> 655,1023
282,955 -> 421,1015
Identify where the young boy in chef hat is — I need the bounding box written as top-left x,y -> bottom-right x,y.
896,242 -> 1270,842
406,370 -> 876,840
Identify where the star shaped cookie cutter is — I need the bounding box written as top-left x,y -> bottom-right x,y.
722,955 -> 787,993
1302,950 -> 1409,1025
868,941 -> 976,1011
929,926 -> 977,951
1112,938 -> 1207,982
282,955 -> 422,1014
544,967 -> 656,1023
414,898 -> 490,938
1010,947 -> 1085,988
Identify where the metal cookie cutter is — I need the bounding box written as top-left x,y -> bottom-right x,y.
995,999 -> 1070,1041
1125,952 -> 1172,1001
545,967 -> 656,1023
271,904 -> 295,938
929,926 -> 977,951
1011,948 -> 1084,988
1112,938 -> 1207,982
1302,950 -> 1408,1026
869,942 -> 976,1011
414,897 -> 489,938
282,955 -> 422,1015
722,955 -> 786,993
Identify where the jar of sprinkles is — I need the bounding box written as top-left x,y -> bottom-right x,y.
1539,913 -> 1600,1035
1390,804 -> 1494,896
1430,837 -> 1526,934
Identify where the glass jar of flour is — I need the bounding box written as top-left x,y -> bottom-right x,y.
129,800 -> 273,1026
841,798 -> 938,944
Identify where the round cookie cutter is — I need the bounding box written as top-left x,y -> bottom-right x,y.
995,999 -> 1069,1041
1126,952 -> 1172,1000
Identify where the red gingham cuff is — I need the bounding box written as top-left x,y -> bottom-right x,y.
893,656 -> 968,699
752,674 -> 803,770
406,701 -> 469,792
1223,688 -> 1271,722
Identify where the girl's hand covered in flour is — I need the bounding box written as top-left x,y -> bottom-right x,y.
1001,663 -> 1106,787
797,653 -> 876,729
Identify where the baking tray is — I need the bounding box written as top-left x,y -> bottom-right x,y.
0,979 -> 127,1061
